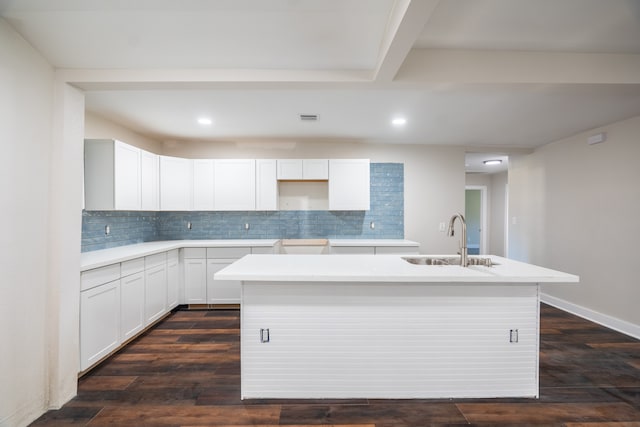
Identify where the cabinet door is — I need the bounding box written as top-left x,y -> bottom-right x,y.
160,156 -> 192,211
192,159 -> 215,210
277,159 -> 302,180
140,149 -> 159,211
375,246 -> 419,255
329,159 -> 370,210
207,259 -> 240,304
145,264 -> 167,325
256,159 -> 278,211
184,258 -> 207,303
120,271 -> 145,342
167,250 -> 180,309
302,159 -> 329,180
330,246 -> 375,255
80,279 -> 121,371
214,159 -> 256,211
114,141 -> 141,210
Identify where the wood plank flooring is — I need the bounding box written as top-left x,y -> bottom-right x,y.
31,304 -> 640,426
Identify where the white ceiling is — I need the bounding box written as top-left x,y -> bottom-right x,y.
3,0 -> 640,173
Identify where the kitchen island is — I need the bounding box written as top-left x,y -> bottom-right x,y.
215,254 -> 578,400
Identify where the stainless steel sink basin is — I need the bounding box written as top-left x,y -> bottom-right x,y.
402,256 -> 497,267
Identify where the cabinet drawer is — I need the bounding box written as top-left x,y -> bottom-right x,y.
145,252 -> 167,269
207,247 -> 251,259
121,257 -> 145,277
81,263 -> 121,291
183,247 -> 206,258
330,246 -> 375,255
251,246 -> 275,255
375,246 -> 419,255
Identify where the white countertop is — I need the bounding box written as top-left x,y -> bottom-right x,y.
80,239 -> 279,271
214,254 -> 579,284
329,239 -> 419,247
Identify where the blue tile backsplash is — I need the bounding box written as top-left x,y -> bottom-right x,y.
81,163 -> 403,252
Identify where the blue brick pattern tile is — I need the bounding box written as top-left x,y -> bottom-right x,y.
81,163 -> 404,252
81,210 -> 158,252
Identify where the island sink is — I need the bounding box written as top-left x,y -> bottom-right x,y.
403,255 -> 496,267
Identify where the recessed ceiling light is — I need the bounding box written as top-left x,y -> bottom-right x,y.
392,117 -> 407,126
483,159 -> 502,165
197,117 -> 212,125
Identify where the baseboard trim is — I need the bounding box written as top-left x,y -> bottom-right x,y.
541,293 -> 640,340
0,396 -> 45,427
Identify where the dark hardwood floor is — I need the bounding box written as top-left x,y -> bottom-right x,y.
31,304 -> 640,426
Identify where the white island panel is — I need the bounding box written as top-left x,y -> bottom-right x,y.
241,281 -> 539,399
214,253 -> 578,400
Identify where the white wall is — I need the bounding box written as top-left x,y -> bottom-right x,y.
162,140 -> 466,253
0,18 -> 54,426
509,115 -> 640,329
47,82 -> 84,410
85,111 -> 163,153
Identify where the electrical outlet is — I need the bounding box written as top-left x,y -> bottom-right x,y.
187,221 -> 192,230
439,222 -> 446,232
370,221 -> 375,229
245,223 -> 250,230
104,225 -> 110,235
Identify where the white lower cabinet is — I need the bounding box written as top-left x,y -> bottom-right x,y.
331,246 -> 375,255
206,247 -> 251,305
182,246 -> 272,306
183,252 -> 207,304
145,255 -> 168,325
330,245 -> 419,255
80,279 -> 121,371
120,271 -> 145,342
167,249 -> 180,309
207,259 -> 238,304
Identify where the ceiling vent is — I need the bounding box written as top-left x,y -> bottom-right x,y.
299,114 -> 319,121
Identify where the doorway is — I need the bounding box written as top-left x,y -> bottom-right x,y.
465,186 -> 487,255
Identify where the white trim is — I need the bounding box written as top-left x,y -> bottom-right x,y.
465,185 -> 488,254
541,293 -> 640,340
504,182 -> 509,257
0,398 -> 46,427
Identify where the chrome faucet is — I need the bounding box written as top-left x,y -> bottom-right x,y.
447,213 -> 468,267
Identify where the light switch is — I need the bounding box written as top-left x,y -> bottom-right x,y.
260,328 -> 270,343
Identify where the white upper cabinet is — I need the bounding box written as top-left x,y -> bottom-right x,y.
159,156 -> 192,211
214,159 -> 256,211
302,159 -> 329,180
84,139 -> 141,210
256,159 -> 278,211
192,159 -> 215,210
114,142 -> 142,209
277,159 -> 328,180
277,159 -> 303,180
86,146 -> 370,212
329,159 -> 370,210
140,149 -> 159,211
